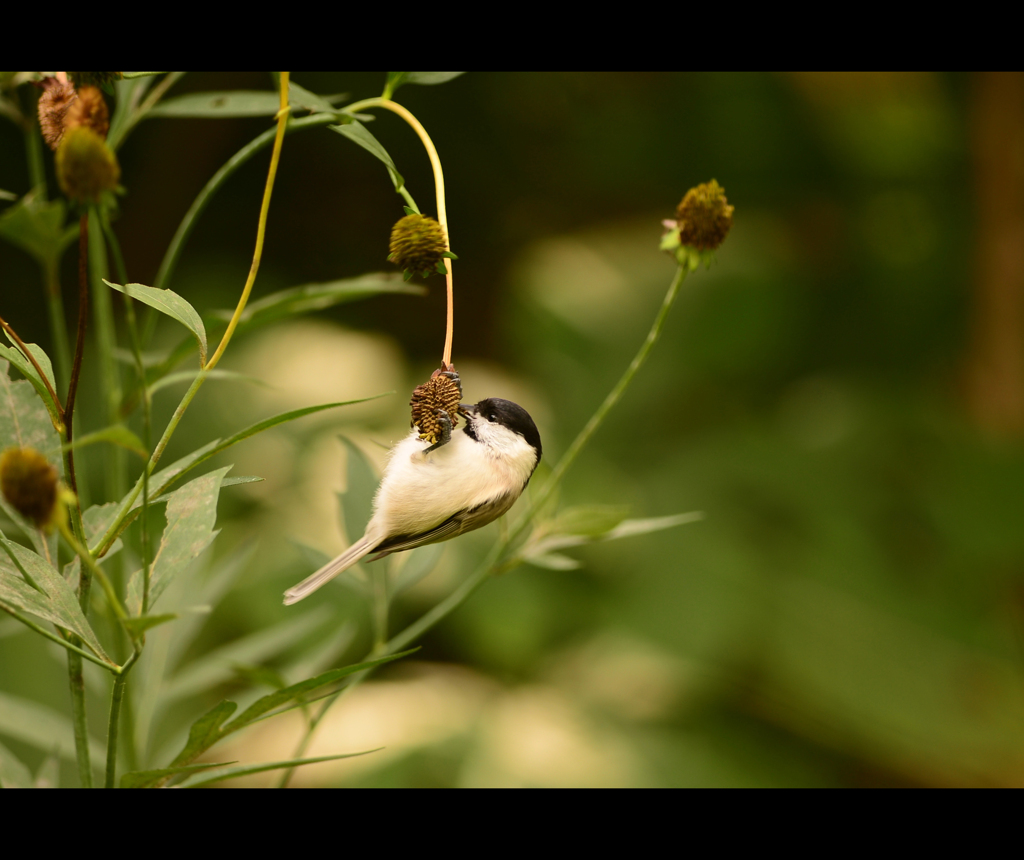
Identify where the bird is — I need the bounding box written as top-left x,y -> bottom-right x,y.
283,397 -> 541,605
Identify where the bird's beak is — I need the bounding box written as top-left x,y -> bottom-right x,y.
459,403 -> 476,416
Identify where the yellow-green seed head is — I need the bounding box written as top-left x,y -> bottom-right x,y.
1,447 -> 59,529
675,180 -> 734,251
55,126 -> 120,204
388,214 -> 448,279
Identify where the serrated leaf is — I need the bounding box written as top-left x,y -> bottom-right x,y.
223,650 -> 417,734
104,280 -> 207,366
0,690 -> 103,762
0,190 -> 75,268
121,613 -> 177,637
209,274 -> 424,329
121,760 -> 233,789
180,750 -> 381,787
167,700 -> 238,768
147,467 -> 228,609
329,120 -> 407,195
0,535 -> 114,665
62,424 -> 146,458
0,346 -> 62,433
148,91 -> 285,118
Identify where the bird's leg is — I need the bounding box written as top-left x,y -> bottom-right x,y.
439,370 -> 462,399
424,409 -> 453,453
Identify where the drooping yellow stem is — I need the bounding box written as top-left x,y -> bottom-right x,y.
206,72 -> 291,370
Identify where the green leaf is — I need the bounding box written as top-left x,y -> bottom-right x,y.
121,613 -> 177,638
329,120 -> 407,195
62,424 -> 147,458
392,543 -> 445,596
523,552 -> 582,571
549,505 -> 631,537
385,72 -> 464,98
0,189 -> 16,202
404,72 -> 465,87
0,740 -> 32,788
168,700 -> 238,767
0,534 -> 115,665
146,467 -> 229,609
104,280 -> 207,366
0,690 -> 104,762
222,649 -> 417,734
121,72 -> 168,79
0,190 -> 76,268
180,750 -> 382,787
121,761 -> 234,789
604,512 -> 705,540
288,82 -> 346,114
148,369 -> 263,398
0,345 -> 62,433
161,608 -> 331,703
209,273 -> 424,329
339,437 -> 378,546
0,364 -> 61,558
148,91 -> 285,118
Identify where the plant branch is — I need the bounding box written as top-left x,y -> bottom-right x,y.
64,213 -> 89,500
0,314 -> 64,422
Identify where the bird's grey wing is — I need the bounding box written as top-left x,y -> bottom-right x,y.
368,492 -> 519,560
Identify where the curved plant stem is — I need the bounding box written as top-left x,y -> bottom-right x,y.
0,314 -> 63,423
104,651 -> 138,788
64,214 -> 89,501
92,73 -> 293,558
206,73 -> 290,370
344,97 -> 454,366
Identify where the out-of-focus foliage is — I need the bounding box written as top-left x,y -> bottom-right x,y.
2,72 -> 1023,787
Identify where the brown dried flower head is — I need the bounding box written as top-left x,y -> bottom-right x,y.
56,126 -> 120,204
65,85 -> 109,139
410,368 -> 462,443
38,78 -> 77,150
389,214 -> 449,280
675,180 -> 734,251
1,447 -> 59,529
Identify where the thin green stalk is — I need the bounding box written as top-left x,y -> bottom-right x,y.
21,86 -> 46,195
104,651 -> 138,788
107,72 -> 185,152
67,652 -> 91,786
372,566 -> 388,650
60,520 -> 131,626
43,260 -> 72,391
87,208 -> 124,502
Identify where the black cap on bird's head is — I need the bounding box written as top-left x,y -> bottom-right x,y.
461,398 -> 542,461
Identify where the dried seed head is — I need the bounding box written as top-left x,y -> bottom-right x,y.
37,78 -> 77,150
388,214 -> 448,280
56,126 -> 120,204
410,368 -> 462,443
1,448 -> 59,529
67,72 -> 122,90
675,180 -> 734,251
65,85 -> 109,139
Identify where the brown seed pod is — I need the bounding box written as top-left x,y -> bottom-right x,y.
1,447 -> 59,528
37,78 -> 77,151
675,180 -> 734,251
410,367 -> 463,443
65,85 -> 110,139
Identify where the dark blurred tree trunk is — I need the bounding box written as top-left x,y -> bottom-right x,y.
964,72 -> 1024,438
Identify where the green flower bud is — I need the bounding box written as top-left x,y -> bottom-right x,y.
55,126 -> 120,204
1,447 -> 60,530
388,214 -> 449,280
675,180 -> 734,252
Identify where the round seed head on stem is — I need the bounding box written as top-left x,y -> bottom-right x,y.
1,447 -> 62,531
389,213 -> 449,280
410,368 -> 462,443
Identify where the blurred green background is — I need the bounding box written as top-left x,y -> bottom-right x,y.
3,72 -> 1024,786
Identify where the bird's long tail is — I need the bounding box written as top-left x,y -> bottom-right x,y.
283,535 -> 378,605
